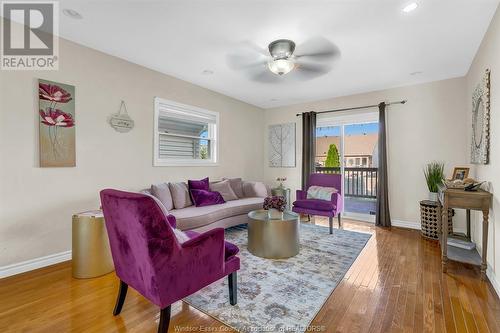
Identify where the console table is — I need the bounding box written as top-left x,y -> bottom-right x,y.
438,185 -> 492,279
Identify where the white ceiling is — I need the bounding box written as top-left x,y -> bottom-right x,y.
54,1 -> 499,108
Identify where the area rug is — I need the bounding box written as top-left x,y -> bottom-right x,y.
184,223 -> 371,333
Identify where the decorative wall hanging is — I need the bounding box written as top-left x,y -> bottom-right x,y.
268,123 -> 296,167
38,79 -> 76,167
109,100 -> 134,133
471,69 -> 490,164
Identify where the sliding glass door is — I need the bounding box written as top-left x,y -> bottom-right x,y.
315,112 -> 379,222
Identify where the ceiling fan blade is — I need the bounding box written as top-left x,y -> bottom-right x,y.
226,40 -> 269,70
240,40 -> 269,57
294,37 -> 341,61
292,62 -> 332,80
226,53 -> 267,70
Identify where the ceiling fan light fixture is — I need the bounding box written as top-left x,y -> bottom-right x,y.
403,2 -> 418,13
268,58 -> 295,76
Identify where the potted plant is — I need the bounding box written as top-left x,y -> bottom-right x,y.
424,162 -> 444,201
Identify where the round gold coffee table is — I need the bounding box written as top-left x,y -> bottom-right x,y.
247,209 -> 300,259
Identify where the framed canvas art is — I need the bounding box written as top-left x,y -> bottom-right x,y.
38,79 -> 76,167
268,123 -> 296,167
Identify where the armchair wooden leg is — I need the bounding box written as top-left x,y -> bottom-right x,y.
113,280 -> 128,316
158,306 -> 171,333
328,217 -> 333,234
338,214 -> 342,229
228,271 -> 237,305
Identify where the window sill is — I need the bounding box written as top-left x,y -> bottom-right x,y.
153,161 -> 219,167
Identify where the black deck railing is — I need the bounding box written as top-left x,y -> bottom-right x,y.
315,167 -> 378,199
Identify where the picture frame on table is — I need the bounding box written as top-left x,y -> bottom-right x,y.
452,167 -> 470,181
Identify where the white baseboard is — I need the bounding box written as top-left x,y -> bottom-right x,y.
487,264 -> 500,299
343,212 -> 375,223
342,214 -> 420,230
0,250 -> 71,279
391,219 -> 421,230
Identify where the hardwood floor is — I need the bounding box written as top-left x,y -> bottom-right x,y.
1,218 -> 500,333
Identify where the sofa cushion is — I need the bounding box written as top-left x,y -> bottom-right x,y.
242,181 -> 268,198
171,197 -> 264,230
169,182 -> 193,209
151,183 -> 174,211
223,177 -> 244,198
190,189 -> 225,207
173,228 -> 190,243
210,179 -> 238,201
293,199 -> 335,211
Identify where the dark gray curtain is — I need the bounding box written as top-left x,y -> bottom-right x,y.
301,111 -> 317,190
376,102 -> 391,227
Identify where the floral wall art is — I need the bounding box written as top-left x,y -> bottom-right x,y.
38,79 -> 76,167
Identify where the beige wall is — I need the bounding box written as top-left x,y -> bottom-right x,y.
466,6 -> 500,293
0,35 -> 264,267
264,77 -> 469,227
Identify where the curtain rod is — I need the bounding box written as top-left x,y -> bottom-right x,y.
295,100 -> 407,117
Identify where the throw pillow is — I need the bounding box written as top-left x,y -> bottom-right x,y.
307,185 -> 338,201
242,181 -> 269,198
173,228 -> 190,243
210,180 -> 238,201
190,189 -> 226,207
168,182 -> 193,209
188,177 -> 209,191
222,177 -> 244,198
150,183 -> 174,211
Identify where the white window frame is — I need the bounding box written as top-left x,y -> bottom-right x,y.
153,97 -> 219,167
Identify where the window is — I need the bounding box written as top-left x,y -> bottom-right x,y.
154,97 -> 219,166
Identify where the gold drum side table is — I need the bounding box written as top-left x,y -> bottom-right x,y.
247,209 -> 300,259
72,210 -> 114,279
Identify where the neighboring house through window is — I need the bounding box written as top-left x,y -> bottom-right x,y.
154,97 -> 219,166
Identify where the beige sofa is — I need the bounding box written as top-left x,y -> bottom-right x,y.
143,180 -> 270,232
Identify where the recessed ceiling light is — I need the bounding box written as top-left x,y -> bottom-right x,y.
202,69 -> 214,75
62,8 -> 83,19
403,2 -> 418,13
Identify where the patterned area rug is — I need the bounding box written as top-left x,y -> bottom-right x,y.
184,223 -> 371,333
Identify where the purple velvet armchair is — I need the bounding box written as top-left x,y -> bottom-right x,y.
292,173 -> 343,234
100,189 -> 240,333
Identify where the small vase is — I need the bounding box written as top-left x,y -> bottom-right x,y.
428,192 -> 438,202
268,208 -> 283,220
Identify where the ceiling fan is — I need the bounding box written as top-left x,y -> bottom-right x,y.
227,37 -> 340,82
